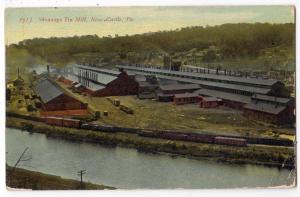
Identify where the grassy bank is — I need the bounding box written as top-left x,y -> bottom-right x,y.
6,117 -> 295,168
6,165 -> 115,190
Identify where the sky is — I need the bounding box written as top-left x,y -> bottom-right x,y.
5,6 -> 295,45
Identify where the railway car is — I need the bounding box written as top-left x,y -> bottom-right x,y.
214,136 -> 247,147
186,134 -> 214,143
245,137 -> 293,147
97,125 -> 116,133
158,131 -> 188,141
138,130 -> 159,138
81,123 -> 98,130
44,117 -> 63,127
62,118 -> 81,128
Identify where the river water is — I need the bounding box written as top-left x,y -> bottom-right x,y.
6,128 -> 295,189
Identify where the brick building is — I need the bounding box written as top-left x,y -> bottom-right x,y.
173,93 -> 199,105
58,64 -> 139,97
199,96 -> 220,108
33,78 -> 87,111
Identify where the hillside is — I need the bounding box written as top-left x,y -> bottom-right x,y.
6,23 -> 295,76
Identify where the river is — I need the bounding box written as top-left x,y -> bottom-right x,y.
6,128 -> 295,189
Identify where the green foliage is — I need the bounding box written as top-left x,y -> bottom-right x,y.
7,23 -> 295,65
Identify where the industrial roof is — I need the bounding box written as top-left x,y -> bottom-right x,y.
137,81 -> 157,88
118,68 -> 271,95
75,64 -> 121,76
135,74 -> 147,82
252,94 -> 292,104
155,74 -> 271,95
244,103 -> 286,115
159,84 -> 200,91
202,97 -> 219,102
74,83 -> 82,88
86,81 -> 105,91
174,92 -> 198,98
96,72 -> 118,85
194,89 -> 252,104
117,65 -> 280,87
157,78 -> 179,86
34,79 -> 63,103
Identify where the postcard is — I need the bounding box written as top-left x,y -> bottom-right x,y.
5,5 -> 296,190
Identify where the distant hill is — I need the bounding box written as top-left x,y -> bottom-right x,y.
6,23 -> 295,72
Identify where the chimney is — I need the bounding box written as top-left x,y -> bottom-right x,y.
17,67 -> 20,78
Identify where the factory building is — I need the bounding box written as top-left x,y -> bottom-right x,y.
243,94 -> 295,125
158,84 -> 200,95
173,93 -> 199,105
58,64 -> 139,97
33,78 -> 88,112
116,65 -> 290,97
135,75 -> 158,99
117,64 -> 294,125
156,83 -> 200,102
194,88 -> 250,110
199,96 -> 220,108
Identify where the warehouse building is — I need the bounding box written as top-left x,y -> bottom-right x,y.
199,96 -> 220,108
173,93 -> 199,105
33,78 -> 88,112
158,84 -> 200,95
194,88 -> 251,110
135,75 -> 158,99
116,64 -> 294,125
243,94 -> 295,125
156,83 -> 200,102
58,64 -> 139,97
117,64 -> 290,97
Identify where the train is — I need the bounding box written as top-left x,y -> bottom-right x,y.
137,130 -> 246,146
42,116 -> 293,147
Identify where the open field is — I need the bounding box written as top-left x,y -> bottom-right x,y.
6,165 -> 115,190
56,80 -> 295,139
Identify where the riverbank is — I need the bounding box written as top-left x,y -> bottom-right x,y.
6,165 -> 115,190
6,117 -> 295,168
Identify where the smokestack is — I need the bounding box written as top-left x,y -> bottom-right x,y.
17,67 -> 20,78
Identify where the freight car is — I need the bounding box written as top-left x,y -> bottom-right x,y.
138,130 -> 215,144
81,123 -> 116,133
42,117 -> 292,147
186,133 -> 214,143
44,117 -> 81,128
158,131 -> 188,141
246,137 -> 293,146
214,136 -> 247,147
62,118 -> 81,128
44,117 -> 63,127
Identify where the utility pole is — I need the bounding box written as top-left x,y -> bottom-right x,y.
7,147 -> 31,178
77,169 -> 86,189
